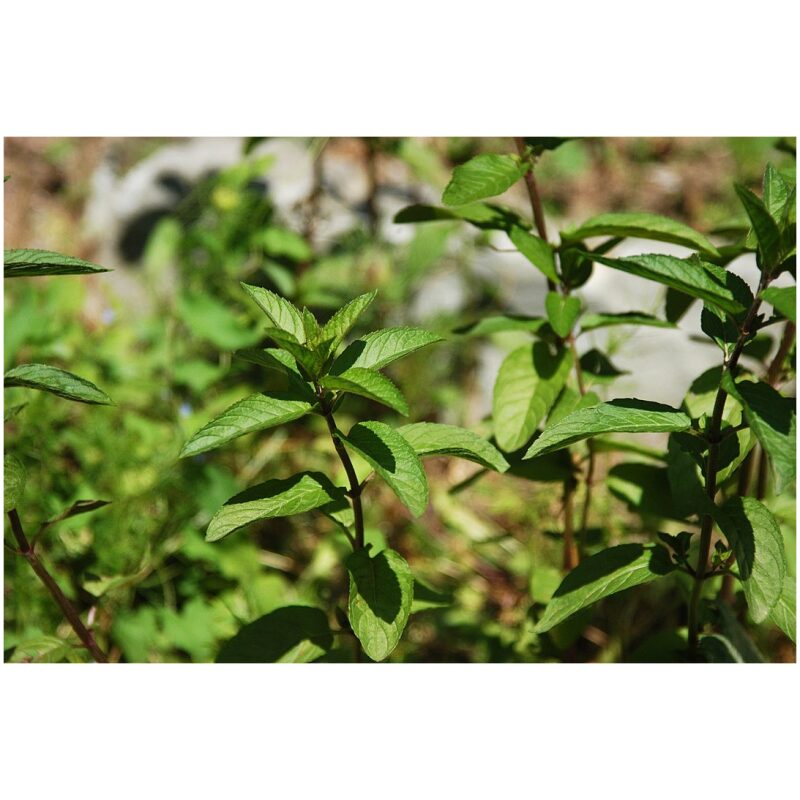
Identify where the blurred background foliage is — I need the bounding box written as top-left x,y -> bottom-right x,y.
3,136 -> 796,662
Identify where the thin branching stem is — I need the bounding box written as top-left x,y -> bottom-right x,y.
688,270 -> 771,656
7,509 -> 108,663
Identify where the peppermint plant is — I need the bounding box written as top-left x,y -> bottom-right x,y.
4,247 -> 113,663
179,285 -> 509,661
397,144 -> 795,660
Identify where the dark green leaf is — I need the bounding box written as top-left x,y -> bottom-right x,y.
714,496 -> 787,622
442,154 -> 526,206
4,364 -> 112,405
579,349 -> 628,384
216,606 -> 333,662
722,376 -> 795,492
493,343 -> 572,452
346,547 -> 414,661
331,327 -> 442,373
608,464 -> 685,521
579,311 -> 676,332
4,248 -> 110,278
735,184 -> 782,270
397,422 -> 509,472
180,391 -> 314,458
524,399 -> 692,459
665,288 -> 696,323
590,252 -> 746,316
394,202 -> 525,232
321,368 -> 409,415
666,434 -> 711,518
206,472 -> 345,542
510,227 -> 558,283
562,212 -> 719,256
535,544 -> 675,633
339,421 -> 429,517
545,292 -> 581,337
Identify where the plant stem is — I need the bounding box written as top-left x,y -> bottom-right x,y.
7,509 -> 108,663
318,393 -> 365,550
513,137 -> 556,291
687,273 -> 769,657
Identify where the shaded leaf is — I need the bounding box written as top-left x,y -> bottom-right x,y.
339,421 -> 429,517
4,364 -> 112,405
590,252 -> 746,316
397,422 -> 509,472
735,183 -> 782,269
493,343 -> 572,452
579,311 -> 676,332
453,315 -> 548,337
442,154 -> 526,206
535,544 -> 675,633
562,212 -> 719,256
180,391 -> 314,458
714,496 -> 787,622
394,202 -> 525,232
4,248 -> 110,278
206,472 -> 345,542
608,463 -> 685,521
331,327 -> 442,373
216,606 -> 333,662
346,547 -> 414,661
321,367 -> 409,415
722,376 -> 795,492
524,399 -> 692,459
510,227 -> 558,283
579,349 -> 628,384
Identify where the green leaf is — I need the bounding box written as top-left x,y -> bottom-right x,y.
216,606 -> 333,663
761,285 -> 796,323
735,184 -> 782,269
180,391 -> 314,458
318,290 -> 377,355
240,282 -> 306,342
762,164 -> 791,222
261,327 -> 324,378
545,292 -> 582,337
714,496 -> 787,622
346,547 -> 414,661
453,315 -> 548,337
338,421 -> 429,517
608,463 -> 685,521
331,327 -> 443,373
177,290 -> 261,351
590,253 -> 746,316
4,364 -> 112,405
396,422 -> 509,472
4,248 -> 110,278
698,634 -> 745,663
722,376 -> 795,492
259,227 -> 312,262
579,349 -> 628,385
4,453 -> 26,512
206,472 -> 345,542
579,311 -> 676,333
666,434 -> 711,519
524,399 -> 692,459
509,227 -> 558,283
321,368 -> 409,415
394,202 -> 525,232
442,154 -> 526,206
562,212 -> 720,257
493,343 -> 572,452
768,576 -> 796,642
535,544 -> 675,633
